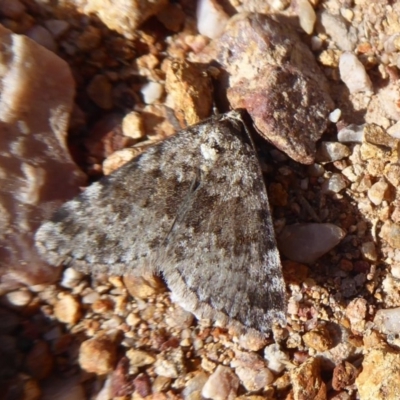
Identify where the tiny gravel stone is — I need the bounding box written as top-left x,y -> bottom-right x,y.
54,293 -> 81,324
165,305 -> 195,329
346,298 -> 367,333
5,288 -> 33,307
235,366 -> 274,391
367,181 -> 390,205
44,19 -> 70,38
264,344 -> 290,374
329,108 -> 342,123
123,274 -> 165,299
387,120 -> 400,139
165,59 -> 213,126
201,365 -> 239,400
360,241 -> 377,261
126,349 -> 155,367
321,173 -> 347,193
291,357 -> 327,400
339,52 -> 372,94
197,0 -> 229,39
87,74 -> 113,109
316,142 -> 351,162
380,221 -> 400,248
122,111 -> 145,139
0,0 -> 25,18
278,223 -> 346,264
319,11 -> 357,51
332,362 -> 358,391
182,372 -> 208,399
133,373 -> 151,398
364,124 -> 398,148
374,307 -> 400,334
141,81 -> 164,104
296,0 -> 316,34
338,124 -> 365,143
79,335 -> 117,375
26,25 -> 57,53
356,346 -> 400,400
154,348 -> 186,378
303,326 -> 333,352
60,267 -> 85,289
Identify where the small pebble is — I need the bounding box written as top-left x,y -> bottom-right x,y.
367,181 -> 390,206
54,293 -> 81,324
235,366 -> 274,391
322,173 -> 347,193
126,349 -> 155,367
122,111 -> 145,139
374,307 -> 400,334
154,348 -> 186,378
291,357 -> 326,399
264,344 -> 290,374
339,52 -> 372,93
316,142 -> 351,162
5,288 -> 33,307
329,108 -> 342,123
60,267 -> 85,289
278,223 -> 345,263
182,372 -> 208,399
196,0 -> 229,39
201,365 -> 239,400
338,124 -> 365,143
302,326 -> 333,352
296,0 -> 316,34
79,335 -> 117,375
26,25 -> 57,52
44,19 -> 70,38
0,0 -> 25,18
87,74 -> 113,109
361,241 -> 378,261
141,81 -> 163,104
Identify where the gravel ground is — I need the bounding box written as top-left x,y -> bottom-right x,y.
2,0 -> 400,399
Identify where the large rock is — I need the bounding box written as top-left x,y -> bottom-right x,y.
214,13 -> 334,164
0,25 -> 85,292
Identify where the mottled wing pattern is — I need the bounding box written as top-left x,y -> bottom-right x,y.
35,122 -> 204,275
161,114 -> 286,332
35,112 -> 286,333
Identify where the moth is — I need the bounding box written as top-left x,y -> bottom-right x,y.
35,111 -> 286,334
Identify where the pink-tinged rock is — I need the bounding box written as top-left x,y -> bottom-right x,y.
0,25 -> 85,292
214,13 -> 334,164
278,223 -> 345,264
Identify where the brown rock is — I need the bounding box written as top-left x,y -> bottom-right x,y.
201,365 -> 240,400
0,24 -> 85,291
302,326 -> 333,352
380,220 -> 400,248
332,362 -> 358,391
24,340 -> 53,380
83,0 -> 168,38
165,59 -> 213,126
215,13 -> 334,164
291,357 -> 327,400
356,346 -> 400,400
126,349 -> 156,367
123,274 -> 166,299
79,334 -> 117,375
54,293 -> 81,324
